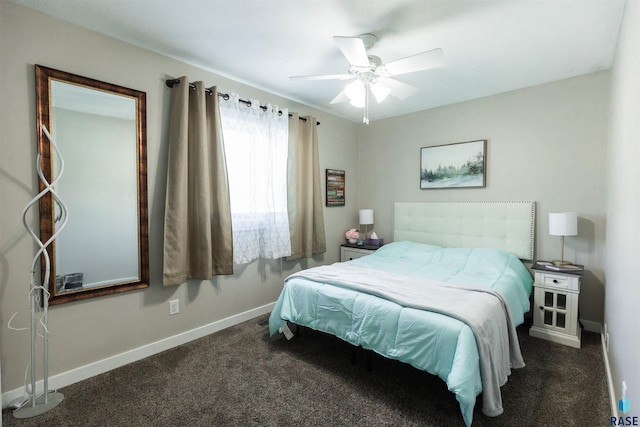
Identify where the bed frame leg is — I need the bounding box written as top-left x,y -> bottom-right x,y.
366,351 -> 372,371
351,346 -> 358,365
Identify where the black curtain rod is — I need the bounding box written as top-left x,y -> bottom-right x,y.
165,79 -> 319,125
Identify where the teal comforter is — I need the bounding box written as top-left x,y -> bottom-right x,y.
269,241 -> 533,426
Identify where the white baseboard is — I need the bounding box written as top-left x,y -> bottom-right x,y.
2,303 -> 274,409
581,321 -> 616,415
601,332 -> 618,417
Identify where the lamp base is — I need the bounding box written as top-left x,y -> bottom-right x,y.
13,392 -> 64,418
552,260 -> 573,266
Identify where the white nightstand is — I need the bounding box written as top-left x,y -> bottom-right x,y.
529,261 -> 583,348
340,244 -> 378,262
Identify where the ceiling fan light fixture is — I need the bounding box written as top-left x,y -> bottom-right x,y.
349,98 -> 365,108
345,80 -> 365,107
370,80 -> 390,103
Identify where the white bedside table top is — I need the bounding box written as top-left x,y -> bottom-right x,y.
341,243 -> 383,251
532,261 -> 584,276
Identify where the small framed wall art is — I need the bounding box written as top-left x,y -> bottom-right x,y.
420,139 -> 486,189
326,169 -> 345,206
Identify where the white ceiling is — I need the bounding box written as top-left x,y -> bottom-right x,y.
13,0 -> 626,123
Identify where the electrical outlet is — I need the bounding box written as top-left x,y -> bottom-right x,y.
169,299 -> 179,315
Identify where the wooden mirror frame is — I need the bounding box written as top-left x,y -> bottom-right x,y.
35,65 -> 149,304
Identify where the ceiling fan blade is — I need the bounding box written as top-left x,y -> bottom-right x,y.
379,48 -> 446,77
333,36 -> 370,67
383,78 -> 418,100
290,73 -> 354,81
329,90 -> 350,104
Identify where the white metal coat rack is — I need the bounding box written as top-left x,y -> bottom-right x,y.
14,125 -> 67,418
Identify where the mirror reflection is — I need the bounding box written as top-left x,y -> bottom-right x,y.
36,65 -> 149,304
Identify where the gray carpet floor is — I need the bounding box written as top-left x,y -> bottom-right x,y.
2,313 -> 609,426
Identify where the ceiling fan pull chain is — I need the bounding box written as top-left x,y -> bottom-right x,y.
363,87 -> 369,125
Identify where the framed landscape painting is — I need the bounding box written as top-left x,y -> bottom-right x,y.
420,140 -> 486,189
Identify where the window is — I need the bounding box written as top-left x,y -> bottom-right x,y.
219,95 -> 291,264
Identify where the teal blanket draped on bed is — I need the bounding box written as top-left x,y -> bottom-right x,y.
269,241 -> 533,426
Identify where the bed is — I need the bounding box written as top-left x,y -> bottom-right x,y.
269,201 -> 536,426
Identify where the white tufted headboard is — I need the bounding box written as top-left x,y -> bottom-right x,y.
394,201 -> 536,260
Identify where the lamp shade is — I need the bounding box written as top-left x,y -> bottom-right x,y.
359,209 -> 374,225
549,212 -> 577,236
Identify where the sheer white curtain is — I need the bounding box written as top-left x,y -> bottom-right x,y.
219,94 -> 291,264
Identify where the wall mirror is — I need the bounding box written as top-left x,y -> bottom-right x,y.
35,65 -> 149,304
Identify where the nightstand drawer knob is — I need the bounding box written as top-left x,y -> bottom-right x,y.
553,279 -> 559,284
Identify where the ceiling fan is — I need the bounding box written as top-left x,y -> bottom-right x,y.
290,33 -> 446,123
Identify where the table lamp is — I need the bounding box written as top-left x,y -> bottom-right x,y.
359,209 -> 374,239
549,212 -> 577,265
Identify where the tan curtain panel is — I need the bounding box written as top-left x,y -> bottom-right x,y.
286,113 -> 326,261
163,79 -> 233,286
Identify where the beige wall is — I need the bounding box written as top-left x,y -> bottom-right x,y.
0,0 -> 622,405
606,0 -> 640,413
0,1 -> 358,394
358,72 -> 610,327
